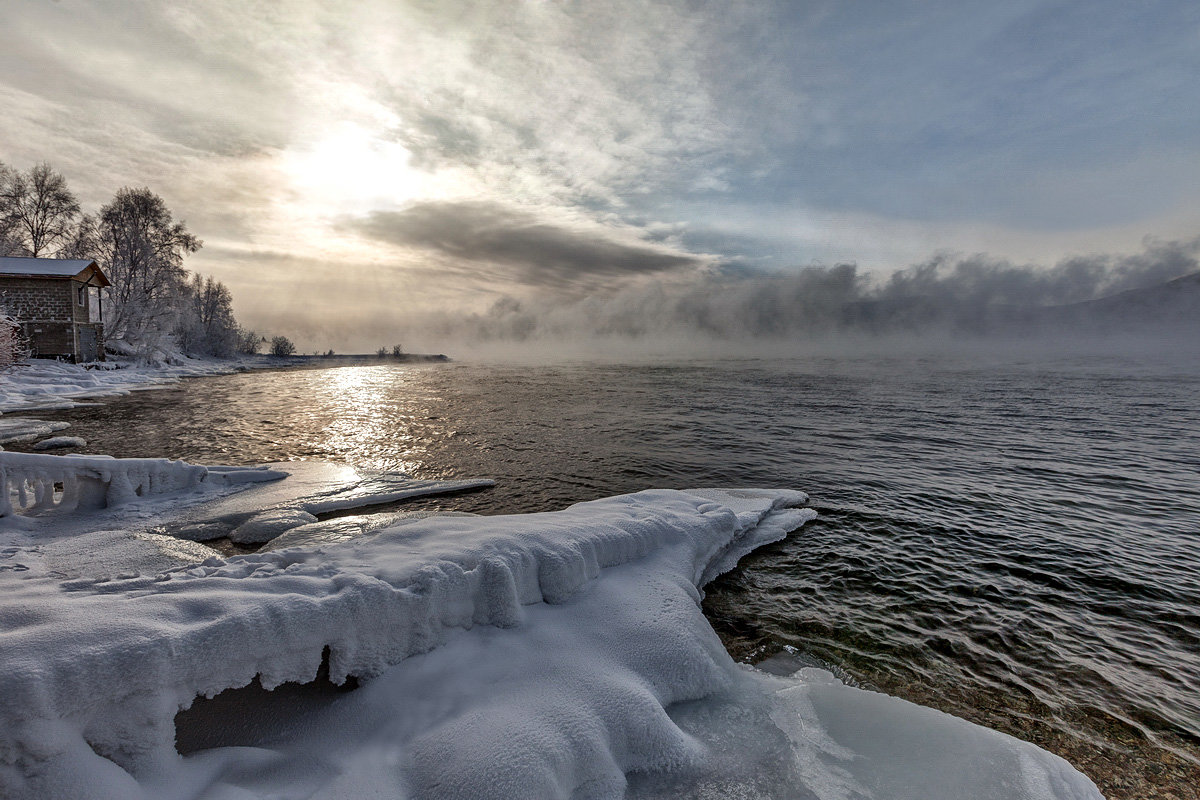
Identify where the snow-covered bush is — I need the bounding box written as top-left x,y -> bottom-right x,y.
0,304 -> 27,371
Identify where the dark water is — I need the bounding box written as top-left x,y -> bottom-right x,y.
23,354 -> 1200,799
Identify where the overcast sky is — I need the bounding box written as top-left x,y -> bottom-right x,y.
3,0 -> 1198,350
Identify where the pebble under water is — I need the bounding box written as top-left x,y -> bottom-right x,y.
20,352 -> 1200,799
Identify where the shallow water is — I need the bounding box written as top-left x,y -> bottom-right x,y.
24,353 -> 1200,799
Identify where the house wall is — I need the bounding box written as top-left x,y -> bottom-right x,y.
0,277 -> 105,361
18,321 -> 74,358
71,280 -> 92,324
0,277 -> 74,323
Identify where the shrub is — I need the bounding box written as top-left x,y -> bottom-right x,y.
269,335 -> 296,357
0,311 -> 27,371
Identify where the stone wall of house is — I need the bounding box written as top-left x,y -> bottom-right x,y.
0,277 -> 74,323
18,321 -> 74,358
1,278 -> 105,361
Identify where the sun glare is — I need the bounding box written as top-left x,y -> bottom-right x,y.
282,121 -> 426,216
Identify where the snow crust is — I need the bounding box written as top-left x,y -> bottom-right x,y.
0,467 -> 1103,800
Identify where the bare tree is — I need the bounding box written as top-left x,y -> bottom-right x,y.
0,163 -> 27,256
0,162 -> 81,257
96,187 -> 201,354
0,216 -> 21,257
56,213 -> 98,260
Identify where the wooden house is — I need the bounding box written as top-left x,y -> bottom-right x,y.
0,257 -> 110,362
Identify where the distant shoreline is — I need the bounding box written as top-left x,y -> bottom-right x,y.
250,352 -> 451,370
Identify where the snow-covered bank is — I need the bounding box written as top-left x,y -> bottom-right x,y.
0,358 -> 252,414
0,454 -> 1102,800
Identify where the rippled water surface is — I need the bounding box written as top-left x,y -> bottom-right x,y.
29,353 -> 1200,799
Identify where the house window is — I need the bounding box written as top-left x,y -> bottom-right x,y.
77,286 -> 87,306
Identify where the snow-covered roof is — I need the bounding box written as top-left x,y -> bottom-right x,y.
0,256 -> 109,286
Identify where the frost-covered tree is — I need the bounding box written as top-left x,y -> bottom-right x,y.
0,216 -> 21,257
270,336 -> 296,356
235,328 -> 262,355
0,162 -> 81,257
175,273 -> 241,357
95,187 -> 201,358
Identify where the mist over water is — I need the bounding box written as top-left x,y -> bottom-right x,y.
24,350 -> 1200,799
392,235 -> 1200,353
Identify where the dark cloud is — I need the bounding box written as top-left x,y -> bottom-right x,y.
346,201 -> 704,291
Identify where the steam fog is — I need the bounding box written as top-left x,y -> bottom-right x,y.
381,235 -> 1200,359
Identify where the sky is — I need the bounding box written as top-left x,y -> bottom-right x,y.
2,0 -> 1199,351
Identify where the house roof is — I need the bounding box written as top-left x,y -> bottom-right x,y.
0,257 -> 110,287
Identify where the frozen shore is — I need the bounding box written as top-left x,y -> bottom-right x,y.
0,358 -> 257,449
0,358 -> 252,415
0,453 -> 1102,799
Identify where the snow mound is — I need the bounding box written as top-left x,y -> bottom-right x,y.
229,508 -> 319,543
0,482 -> 1102,800
260,509 -> 478,552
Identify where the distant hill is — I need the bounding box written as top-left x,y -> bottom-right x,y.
836,271 -> 1200,336
1045,271 -> 1200,331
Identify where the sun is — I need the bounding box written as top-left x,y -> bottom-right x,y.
281,120 -> 426,217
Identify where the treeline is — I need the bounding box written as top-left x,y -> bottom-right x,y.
0,161 -> 259,361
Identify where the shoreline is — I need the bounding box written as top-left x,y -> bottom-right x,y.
0,352 -> 451,412
0,353 -> 451,447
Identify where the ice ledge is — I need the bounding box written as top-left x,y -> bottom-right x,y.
0,486 -> 810,790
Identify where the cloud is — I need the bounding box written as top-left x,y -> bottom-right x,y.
346,202 -> 706,292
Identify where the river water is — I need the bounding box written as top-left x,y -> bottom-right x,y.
20,353 -> 1200,799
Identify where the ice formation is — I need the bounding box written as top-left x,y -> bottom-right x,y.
30,436 -> 87,451
0,416 -> 71,446
0,452 -> 285,520
0,462 -> 1103,800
